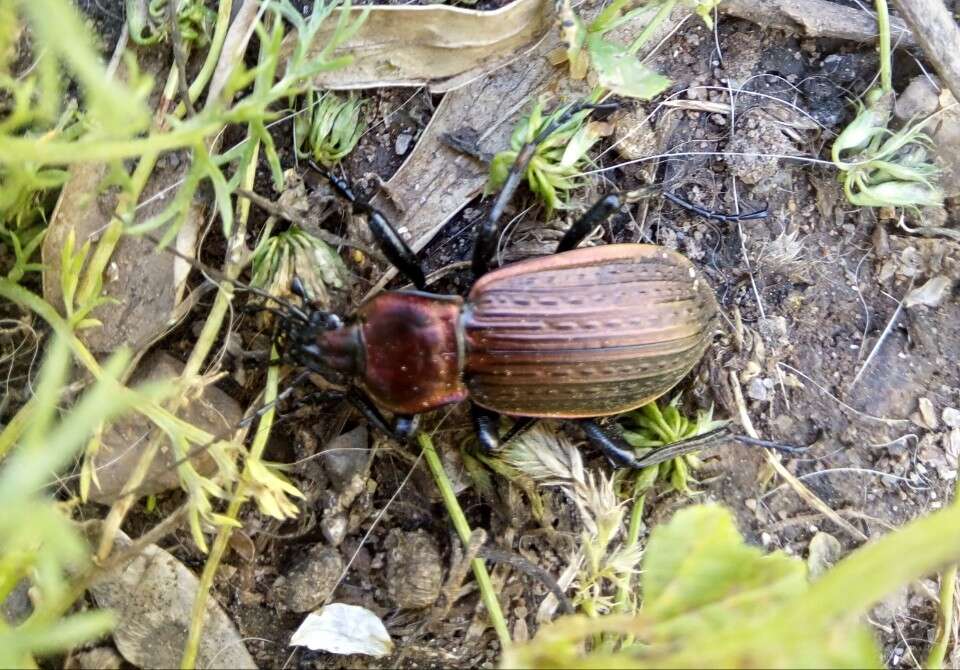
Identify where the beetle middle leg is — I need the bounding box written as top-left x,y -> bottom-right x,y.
346,389 -> 420,443
555,193 -> 623,253
471,404 -> 539,454
471,100 -> 619,278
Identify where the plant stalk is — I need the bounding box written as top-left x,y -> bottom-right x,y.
875,0 -> 893,93
418,432 -> 511,647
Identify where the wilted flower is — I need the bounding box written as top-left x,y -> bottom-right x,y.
250,225 -> 348,319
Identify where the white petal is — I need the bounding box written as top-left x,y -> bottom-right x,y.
290,603 -> 393,658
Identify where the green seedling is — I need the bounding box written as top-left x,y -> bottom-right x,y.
294,89 -> 367,167
618,395 -> 726,495
488,100 -> 602,214
554,0 -> 718,99
831,0 -> 942,210
127,0 -> 216,46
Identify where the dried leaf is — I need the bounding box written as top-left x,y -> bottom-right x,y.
286,0 -> 554,93
290,603 -> 393,657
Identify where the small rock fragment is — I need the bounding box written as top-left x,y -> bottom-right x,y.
747,376 -> 773,402
806,532 -> 842,579
905,276 -> 952,309
1,579 -> 32,625
894,76 -> 940,121
943,407 -> 960,429
274,545 -> 344,613
89,352 -> 243,503
919,397 -> 938,430
386,529 -> 442,609
321,512 -> 349,547
395,133 -> 413,155
321,425 -> 371,493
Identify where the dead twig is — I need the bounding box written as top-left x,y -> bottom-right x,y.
722,0 -> 915,47
890,0 -> 960,104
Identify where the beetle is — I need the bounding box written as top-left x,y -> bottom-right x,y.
264,101 -> 793,468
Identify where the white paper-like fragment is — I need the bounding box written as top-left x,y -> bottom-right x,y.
290,603 -> 393,657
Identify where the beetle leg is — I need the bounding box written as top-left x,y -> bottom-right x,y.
471,404 -> 503,454
318,168 -> 427,290
663,191 -> 768,223
556,194 -> 622,253
347,389 -> 420,442
578,420 -> 648,469
471,101 -> 619,278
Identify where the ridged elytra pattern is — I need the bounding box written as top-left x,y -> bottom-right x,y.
462,244 -> 718,418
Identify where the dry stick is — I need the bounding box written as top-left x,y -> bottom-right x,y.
891,0 -> 960,104
721,0 -> 915,47
729,370 -> 869,543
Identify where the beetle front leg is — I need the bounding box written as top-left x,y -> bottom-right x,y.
319,169 -> 427,290
578,419 -> 648,469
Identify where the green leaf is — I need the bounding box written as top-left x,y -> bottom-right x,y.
587,36 -> 671,101
642,506 -> 807,634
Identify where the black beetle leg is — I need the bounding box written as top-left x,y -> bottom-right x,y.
347,389 -> 420,443
556,194 -> 622,253
662,191 -> 768,223
471,404 -> 503,454
317,167 -> 427,290
578,420 -> 647,469
471,406 -> 540,454
580,421 -> 808,470
471,101 -> 620,278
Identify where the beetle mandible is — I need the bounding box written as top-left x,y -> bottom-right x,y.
272,102 -> 784,467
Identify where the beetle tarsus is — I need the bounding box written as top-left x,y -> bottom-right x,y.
663,191 -> 768,223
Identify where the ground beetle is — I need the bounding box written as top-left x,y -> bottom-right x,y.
265,102 -> 795,467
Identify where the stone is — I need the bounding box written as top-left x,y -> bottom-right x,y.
274,545 -> 344,613
386,529 -> 442,609
88,352 -> 243,503
90,529 -> 256,669
894,76 -> 940,121
321,425 -> 370,493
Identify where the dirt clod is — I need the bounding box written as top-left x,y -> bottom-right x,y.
274,545 -> 344,613
386,529 -> 443,609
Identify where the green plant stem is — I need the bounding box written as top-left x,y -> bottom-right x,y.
627,0 -> 677,56
178,123 -> 261,667
615,488 -> 646,614
875,0 -> 893,93
926,565 -> 957,668
926,479 -> 960,669
418,432 -> 511,647
180,356 -> 275,669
